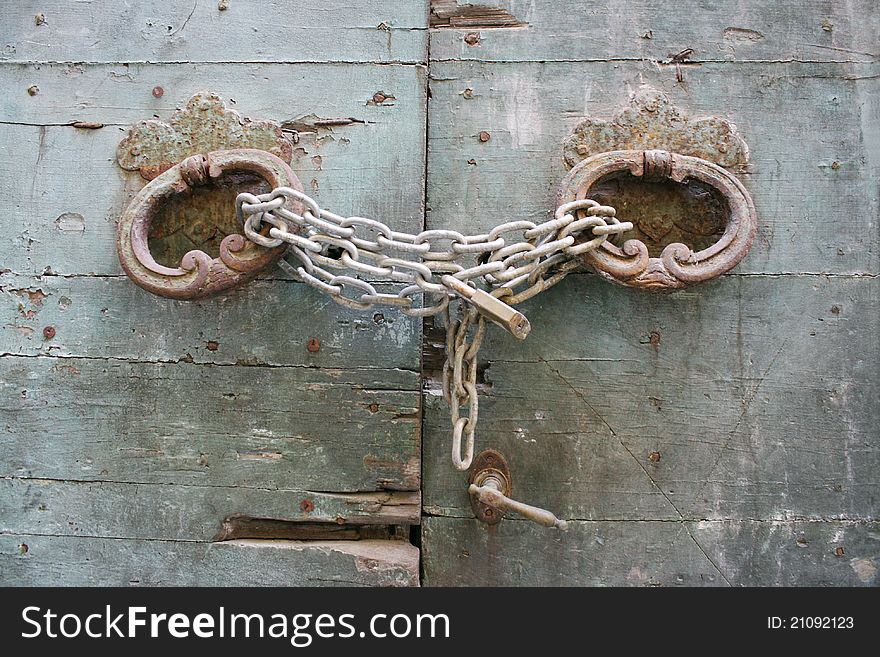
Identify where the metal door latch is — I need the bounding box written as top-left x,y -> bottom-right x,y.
468,450 -> 568,530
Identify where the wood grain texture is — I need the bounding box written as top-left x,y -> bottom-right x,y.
422,2 -> 878,586
0,2 -> 428,584
424,275 -> 879,523
1,355 -> 420,492
1,1 -> 427,64
429,0 -> 880,63
0,478 -> 419,541
0,61 -> 426,276
422,517 -> 879,586
425,60 -> 879,275
1,535 -> 419,586
0,274 -> 420,369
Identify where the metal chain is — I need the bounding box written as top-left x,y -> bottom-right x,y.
236,187 -> 631,470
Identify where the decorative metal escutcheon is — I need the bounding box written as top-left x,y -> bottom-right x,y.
117,149 -> 303,299
115,93 -> 301,300
558,89 -> 757,290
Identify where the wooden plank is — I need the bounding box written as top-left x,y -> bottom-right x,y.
0,478 -> 419,541
0,274 -> 420,369
0,535 -> 419,586
422,517 -> 721,586
0,61 -> 426,276
425,59 -> 879,275
423,275 -> 879,523
429,0 -> 879,63
422,517 -> 878,586
0,61 -> 426,127
1,355 -> 420,492
1,0 -> 427,63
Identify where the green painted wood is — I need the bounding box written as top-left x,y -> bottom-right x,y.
1,535 -> 419,586
429,0 -> 879,63
422,2 -> 878,586
1,1 -> 427,585
1,1 -> 427,64
422,518 -> 879,586
0,478 -> 420,540
1,274 -> 419,369
0,61 -> 426,276
424,275 -> 879,523
2,355 -> 420,492
425,59 -> 879,275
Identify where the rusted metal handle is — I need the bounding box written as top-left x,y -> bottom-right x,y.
116,149 -> 303,299
557,149 -> 757,290
468,449 -> 568,531
469,481 -> 569,530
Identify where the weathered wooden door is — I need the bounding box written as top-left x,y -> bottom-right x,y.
1,1 -> 427,586
420,0 -> 879,585
2,1 -> 877,587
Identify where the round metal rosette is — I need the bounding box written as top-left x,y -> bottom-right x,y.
117,149 -> 303,299
557,150 -> 757,290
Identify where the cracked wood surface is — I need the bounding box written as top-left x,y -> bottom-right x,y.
0,0 -> 428,586
0,62 -> 426,276
2,0 -> 878,587
422,518 -> 880,586
1,536 -> 419,587
422,1 -> 879,585
0,1 -> 427,64
2,354 -> 420,492
428,0 -> 879,63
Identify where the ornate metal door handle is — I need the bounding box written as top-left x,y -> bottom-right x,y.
116,149 -> 303,299
557,149 -> 757,290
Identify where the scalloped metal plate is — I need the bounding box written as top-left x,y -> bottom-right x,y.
563,86 -> 750,171
117,92 -> 293,180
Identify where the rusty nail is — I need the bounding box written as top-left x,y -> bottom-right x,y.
306,337 -> 321,353
35,14 -> 46,26
464,32 -> 480,46
300,498 -> 315,513
648,451 -> 661,463
152,86 -> 164,99
830,160 -> 840,170
835,547 -> 845,557
372,91 -> 387,104
831,305 -> 840,315
373,312 -> 385,324
205,340 -> 219,351
462,88 -> 474,99
484,508 -> 493,517
478,131 -> 490,142
19,543 -> 29,555
42,326 -> 56,340
218,0 -> 230,10
368,403 -> 379,413
27,85 -> 39,96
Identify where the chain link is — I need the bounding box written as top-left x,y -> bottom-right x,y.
237,188 -> 632,470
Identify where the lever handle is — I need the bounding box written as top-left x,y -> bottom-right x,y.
467,449 -> 569,531
469,481 -> 568,530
